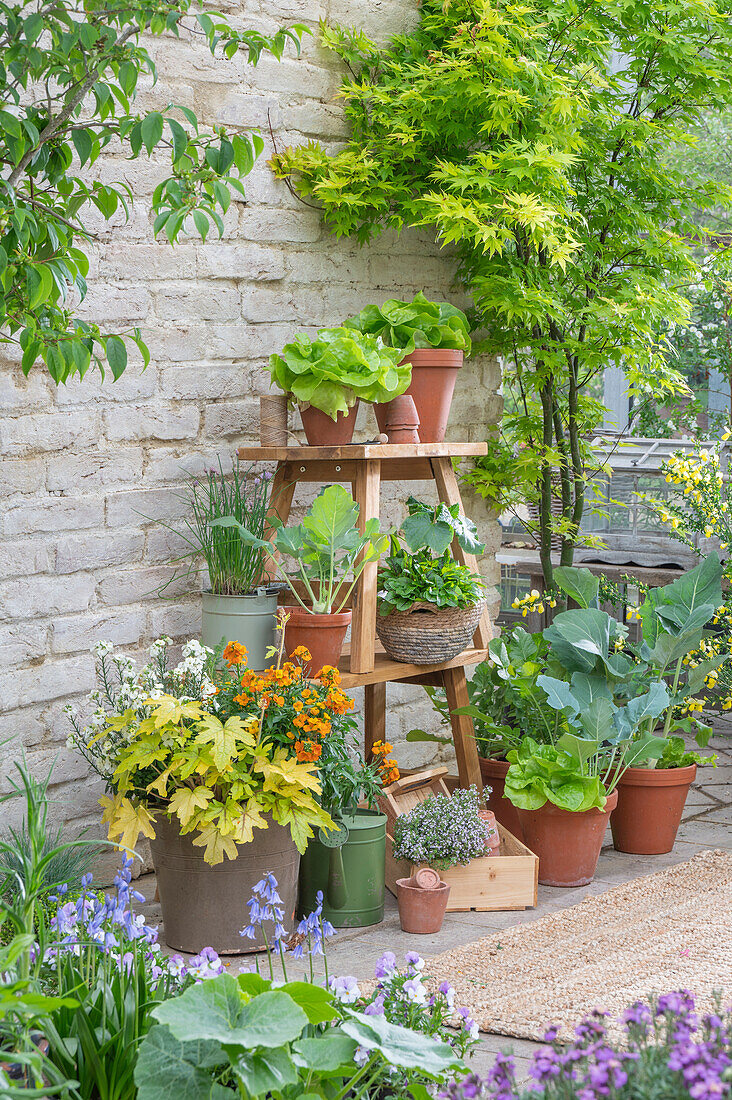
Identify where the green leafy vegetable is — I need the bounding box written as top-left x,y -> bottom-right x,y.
344,292 -> 471,354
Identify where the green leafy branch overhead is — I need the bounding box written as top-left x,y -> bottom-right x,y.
0,0 -> 308,382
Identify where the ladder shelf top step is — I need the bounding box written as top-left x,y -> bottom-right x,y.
238,442 -> 488,462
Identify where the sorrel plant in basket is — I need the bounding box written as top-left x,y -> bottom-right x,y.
377,497 -> 485,664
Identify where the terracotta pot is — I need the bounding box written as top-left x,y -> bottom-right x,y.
515,789 -> 618,888
479,757 -> 525,842
479,809 -> 501,852
282,605 -> 351,673
610,764 -> 696,854
300,402 -> 359,446
375,349 -> 463,444
396,877 -> 450,933
150,814 -> 300,954
384,394 -> 420,444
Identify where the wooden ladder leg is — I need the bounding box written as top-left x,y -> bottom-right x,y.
431,456 -> 492,651
442,665 -> 483,794
364,682 -> 386,762
350,459 -> 381,674
262,463 -> 296,582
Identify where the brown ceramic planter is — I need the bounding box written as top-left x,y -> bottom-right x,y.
384,393 -> 420,444
610,764 -> 696,855
300,402 -> 358,445
375,349 -> 463,442
515,789 -> 618,887
479,757 -> 525,842
396,877 -> 450,933
282,605 -> 351,673
150,814 -> 300,954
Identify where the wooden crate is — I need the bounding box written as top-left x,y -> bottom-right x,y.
380,768 -> 538,913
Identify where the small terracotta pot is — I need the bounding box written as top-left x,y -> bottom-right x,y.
479,809 -> 501,852
610,764 -> 696,854
282,605 -> 351,673
384,394 -> 420,444
479,757 -> 525,842
516,789 -> 618,888
300,402 -> 358,446
396,877 -> 450,933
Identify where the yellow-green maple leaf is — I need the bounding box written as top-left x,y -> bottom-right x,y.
258,750 -> 321,794
103,796 -> 157,853
147,695 -> 203,728
191,823 -> 239,865
169,786 -> 213,827
195,714 -> 239,771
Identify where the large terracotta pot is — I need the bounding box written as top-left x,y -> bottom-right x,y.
300,402 -> 358,446
515,789 -> 618,887
150,814 -> 300,954
610,764 -> 696,855
375,349 -> 463,442
479,757 -> 525,842
282,605 -> 351,673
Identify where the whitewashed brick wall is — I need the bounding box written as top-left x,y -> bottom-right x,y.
0,0 -> 502,853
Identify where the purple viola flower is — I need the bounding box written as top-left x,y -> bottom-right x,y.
375,951 -> 397,980
329,975 -> 361,1003
404,950 -> 424,972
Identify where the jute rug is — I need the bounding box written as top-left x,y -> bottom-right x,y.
425,849 -> 732,1042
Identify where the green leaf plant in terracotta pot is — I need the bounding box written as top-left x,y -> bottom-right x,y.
159,456 -> 281,671
546,557 -> 724,855
267,325 -> 408,445
67,635 -> 336,954
214,484 -> 388,673
300,719 -> 388,929
345,292 -> 472,442
376,497 -> 485,664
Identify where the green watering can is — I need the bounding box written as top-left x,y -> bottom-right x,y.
298,809 -> 386,928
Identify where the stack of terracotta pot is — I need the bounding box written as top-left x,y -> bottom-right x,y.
396,866 -> 450,934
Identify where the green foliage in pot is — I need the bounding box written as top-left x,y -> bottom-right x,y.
549,554 -> 727,746
267,326 -> 408,420
655,736 -> 716,771
317,725 -> 384,820
1,0 -> 306,383
215,484 -> 388,615
345,291 -> 472,354
379,497 -> 484,615
134,970 -> 464,1100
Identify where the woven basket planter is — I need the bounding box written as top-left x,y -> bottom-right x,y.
375,600 -> 484,664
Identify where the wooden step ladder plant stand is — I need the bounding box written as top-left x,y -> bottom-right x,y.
236,442 -> 492,791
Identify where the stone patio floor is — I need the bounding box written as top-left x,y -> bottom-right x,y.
138,736 -> 732,1081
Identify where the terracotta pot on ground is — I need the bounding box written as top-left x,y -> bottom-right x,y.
610,764 -> 696,855
282,605 -> 351,673
375,349 -> 463,443
515,789 -> 618,888
396,876 -> 451,933
150,814 -> 300,954
300,402 -> 359,446
384,394 -> 420,444
479,757 -> 525,842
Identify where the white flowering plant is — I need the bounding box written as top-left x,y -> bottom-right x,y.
392,787 -> 490,869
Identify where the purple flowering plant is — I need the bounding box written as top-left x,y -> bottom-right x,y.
438,992 -> 732,1100
392,786 -> 490,869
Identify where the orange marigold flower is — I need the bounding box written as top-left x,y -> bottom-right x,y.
272,694 -> 285,706
233,693 -> 250,706
371,740 -> 393,756
291,645 -> 312,662
223,641 -> 248,666
293,700 -> 303,712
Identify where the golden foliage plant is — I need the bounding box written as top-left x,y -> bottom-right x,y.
98,695 -> 334,865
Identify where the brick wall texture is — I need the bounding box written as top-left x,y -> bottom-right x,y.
0,0 -> 502,848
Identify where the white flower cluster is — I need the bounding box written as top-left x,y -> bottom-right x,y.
65,636 -> 215,782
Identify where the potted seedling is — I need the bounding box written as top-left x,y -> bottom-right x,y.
345,292 -> 472,441
377,497 -> 485,664
215,484 -> 388,672
267,325 -> 408,445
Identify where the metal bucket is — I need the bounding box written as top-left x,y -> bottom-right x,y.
150,814 -> 300,954
201,587 -> 279,670
299,809 -> 386,928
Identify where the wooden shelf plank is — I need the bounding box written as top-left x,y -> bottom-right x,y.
337,647 -> 489,688
238,442 -> 488,462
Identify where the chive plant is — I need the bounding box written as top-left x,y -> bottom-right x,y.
166,458 -> 274,596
